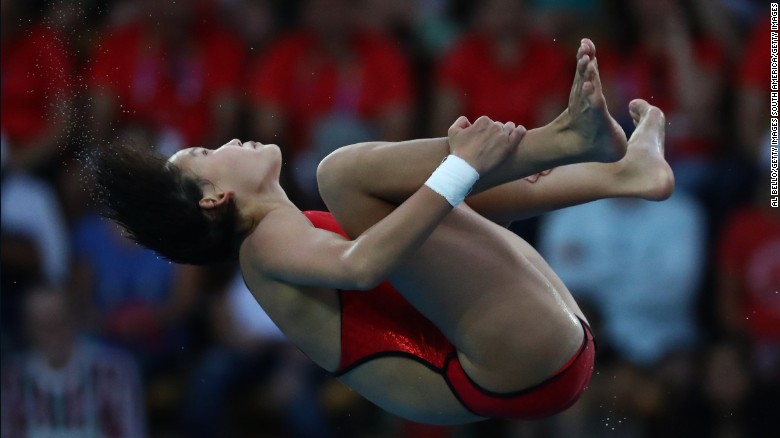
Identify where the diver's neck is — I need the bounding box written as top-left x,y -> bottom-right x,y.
238,181 -> 295,232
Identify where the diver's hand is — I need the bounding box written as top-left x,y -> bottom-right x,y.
447,115 -> 526,175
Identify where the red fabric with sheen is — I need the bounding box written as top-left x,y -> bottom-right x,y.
302,210 -> 595,419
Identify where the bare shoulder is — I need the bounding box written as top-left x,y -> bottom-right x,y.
238,204 -> 367,290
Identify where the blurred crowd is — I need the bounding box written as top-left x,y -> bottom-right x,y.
1,0 -> 777,437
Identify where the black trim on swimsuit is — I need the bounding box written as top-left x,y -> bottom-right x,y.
441,352 -> 481,416
450,318 -> 592,399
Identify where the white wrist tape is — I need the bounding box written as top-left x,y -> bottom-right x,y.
424,155 -> 480,207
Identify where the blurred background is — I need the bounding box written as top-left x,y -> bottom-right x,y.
1,0 -> 777,436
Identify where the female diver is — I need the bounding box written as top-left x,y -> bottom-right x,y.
97,39 -> 673,424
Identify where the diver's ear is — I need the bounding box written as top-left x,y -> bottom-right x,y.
199,191 -> 235,211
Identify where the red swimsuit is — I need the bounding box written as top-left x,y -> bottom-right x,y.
303,211 -> 596,419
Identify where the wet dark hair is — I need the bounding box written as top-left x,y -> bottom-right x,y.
95,143 -> 241,265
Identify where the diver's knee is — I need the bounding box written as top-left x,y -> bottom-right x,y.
317,147 -> 353,199
317,142 -> 382,199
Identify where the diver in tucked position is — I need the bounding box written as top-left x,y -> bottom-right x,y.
97,39 -> 672,424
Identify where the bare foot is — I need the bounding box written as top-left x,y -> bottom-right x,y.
557,38 -> 627,163
617,99 -> 675,200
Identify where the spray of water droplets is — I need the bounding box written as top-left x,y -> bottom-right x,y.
16,0 -> 161,209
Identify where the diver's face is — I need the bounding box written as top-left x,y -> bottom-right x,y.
168,139 -> 282,196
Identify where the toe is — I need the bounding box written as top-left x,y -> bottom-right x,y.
647,106 -> 666,126
591,58 -> 603,87
629,99 -> 649,116
580,38 -> 596,57
577,54 -> 590,76
629,99 -> 666,127
586,61 -> 597,80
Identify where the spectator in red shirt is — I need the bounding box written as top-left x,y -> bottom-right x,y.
247,0 -> 414,208
716,186 -> 780,381
87,0 -> 246,155
432,0 -> 571,137
1,0 -> 73,173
